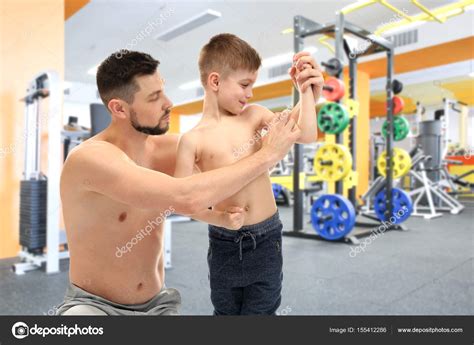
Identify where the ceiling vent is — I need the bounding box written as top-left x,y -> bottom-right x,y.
154,9 -> 221,41
268,62 -> 293,79
386,29 -> 418,48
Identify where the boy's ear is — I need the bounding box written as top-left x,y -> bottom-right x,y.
208,72 -> 220,92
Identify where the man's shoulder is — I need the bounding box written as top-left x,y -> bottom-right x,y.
73,138 -> 123,156
61,140 -> 118,190
65,139 -> 127,170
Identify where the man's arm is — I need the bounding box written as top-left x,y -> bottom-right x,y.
148,134 -> 180,176
66,115 -> 300,216
173,133 -> 244,228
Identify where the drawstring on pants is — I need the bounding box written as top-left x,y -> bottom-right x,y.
234,231 -> 257,261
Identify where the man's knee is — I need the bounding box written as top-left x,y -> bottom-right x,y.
61,305 -> 108,316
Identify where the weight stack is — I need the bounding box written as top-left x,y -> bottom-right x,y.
19,179 -> 47,252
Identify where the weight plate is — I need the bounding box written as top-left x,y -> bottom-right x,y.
382,116 -> 410,141
310,194 -> 356,240
323,77 -> 345,102
374,187 -> 413,224
377,148 -> 412,179
318,102 -> 350,134
314,144 -> 352,182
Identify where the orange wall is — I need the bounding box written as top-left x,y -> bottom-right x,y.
169,111 -> 180,134
0,0 -> 64,259
358,36 -> 474,78
364,36 -> 474,116
65,0 -> 90,20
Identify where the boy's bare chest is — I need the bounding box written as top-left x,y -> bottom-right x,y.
196,121 -> 263,170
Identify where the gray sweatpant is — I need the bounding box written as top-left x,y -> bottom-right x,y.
56,283 -> 181,316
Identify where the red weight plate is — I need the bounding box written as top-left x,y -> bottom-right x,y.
323,77 -> 345,102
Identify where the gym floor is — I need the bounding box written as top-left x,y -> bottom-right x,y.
1,201 -> 472,316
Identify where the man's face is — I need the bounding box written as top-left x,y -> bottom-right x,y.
129,70 -> 173,135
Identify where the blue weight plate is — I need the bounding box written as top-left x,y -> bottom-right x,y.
310,194 -> 356,240
374,187 -> 413,224
272,183 -> 283,199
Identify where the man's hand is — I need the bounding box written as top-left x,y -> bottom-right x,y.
219,206 -> 245,230
289,51 -> 324,100
260,111 -> 301,162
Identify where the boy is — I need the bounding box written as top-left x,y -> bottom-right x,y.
175,33 -> 323,315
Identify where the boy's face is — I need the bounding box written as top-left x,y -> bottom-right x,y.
217,69 -> 258,115
128,69 -> 173,135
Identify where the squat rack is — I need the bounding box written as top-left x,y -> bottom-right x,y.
287,12 -> 406,243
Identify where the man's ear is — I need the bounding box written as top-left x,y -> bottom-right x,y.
208,72 -> 220,92
108,99 -> 128,120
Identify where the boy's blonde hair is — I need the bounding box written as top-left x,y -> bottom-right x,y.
198,33 -> 262,87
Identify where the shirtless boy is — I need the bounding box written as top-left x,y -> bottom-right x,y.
174,34 -> 323,315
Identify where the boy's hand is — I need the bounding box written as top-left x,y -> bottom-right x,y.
288,51 -> 324,99
294,63 -> 314,92
220,206 -> 245,230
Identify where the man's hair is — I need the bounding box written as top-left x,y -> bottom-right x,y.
198,33 -> 261,86
96,51 -> 160,106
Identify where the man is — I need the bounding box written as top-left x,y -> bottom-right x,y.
56,50 -> 318,315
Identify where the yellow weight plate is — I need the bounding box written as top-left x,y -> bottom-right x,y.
314,144 -> 353,182
377,148 -> 412,179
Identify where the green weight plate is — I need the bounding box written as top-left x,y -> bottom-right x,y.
317,102 -> 350,134
382,116 -> 410,141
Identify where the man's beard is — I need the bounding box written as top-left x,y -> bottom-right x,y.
130,108 -> 170,135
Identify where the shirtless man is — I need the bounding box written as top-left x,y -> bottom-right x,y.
55,51 -> 304,315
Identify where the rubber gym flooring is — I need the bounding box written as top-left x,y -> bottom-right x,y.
0,200 -> 472,315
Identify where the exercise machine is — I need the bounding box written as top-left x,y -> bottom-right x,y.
13,71 -> 69,275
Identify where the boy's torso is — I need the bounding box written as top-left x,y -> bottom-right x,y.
192,107 -> 277,225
